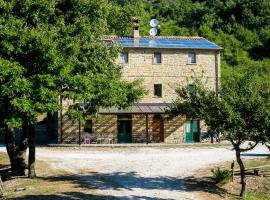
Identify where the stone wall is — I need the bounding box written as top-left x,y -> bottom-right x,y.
118,49 -> 220,103
78,114 -> 186,144
164,115 -> 186,143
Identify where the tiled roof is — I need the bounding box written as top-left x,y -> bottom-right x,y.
99,103 -> 171,114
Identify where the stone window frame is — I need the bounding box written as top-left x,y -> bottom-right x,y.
154,84 -> 162,97
187,52 -> 196,64
153,52 -> 162,64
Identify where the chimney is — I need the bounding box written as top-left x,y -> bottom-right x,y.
132,17 -> 140,38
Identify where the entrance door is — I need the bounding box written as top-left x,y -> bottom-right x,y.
152,115 -> 164,142
185,120 -> 199,142
117,115 -> 132,143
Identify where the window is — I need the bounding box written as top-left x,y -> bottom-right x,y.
154,52 -> 161,63
121,52 -> 128,64
188,84 -> 196,95
154,84 -> 162,97
187,52 -> 196,64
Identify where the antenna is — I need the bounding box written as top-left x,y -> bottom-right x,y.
149,19 -> 159,36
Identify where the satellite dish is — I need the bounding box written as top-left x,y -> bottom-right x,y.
149,28 -> 158,36
150,19 -> 159,27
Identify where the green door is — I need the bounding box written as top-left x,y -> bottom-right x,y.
117,116 -> 132,143
185,120 -> 199,142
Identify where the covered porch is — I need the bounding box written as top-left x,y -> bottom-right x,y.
59,103 -> 200,144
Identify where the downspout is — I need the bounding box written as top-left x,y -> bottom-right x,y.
215,50 -> 220,96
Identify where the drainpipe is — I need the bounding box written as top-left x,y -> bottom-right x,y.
215,51 -> 220,97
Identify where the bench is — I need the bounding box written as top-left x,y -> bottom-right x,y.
234,165 -> 270,176
231,160 -> 270,181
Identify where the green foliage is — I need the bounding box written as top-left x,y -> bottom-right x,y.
0,0 -> 145,128
170,65 -> 270,146
108,0 -> 270,69
211,168 -> 232,184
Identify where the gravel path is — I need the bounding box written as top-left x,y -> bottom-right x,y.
0,144 -> 269,199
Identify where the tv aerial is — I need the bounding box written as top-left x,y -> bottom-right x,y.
149,18 -> 159,36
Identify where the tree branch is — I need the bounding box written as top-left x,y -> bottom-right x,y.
239,141 -> 259,152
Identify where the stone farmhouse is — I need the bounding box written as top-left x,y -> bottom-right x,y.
59,18 -> 222,144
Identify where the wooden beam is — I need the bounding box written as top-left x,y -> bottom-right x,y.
79,119 -> 81,145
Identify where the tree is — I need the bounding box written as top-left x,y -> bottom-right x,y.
170,69 -> 270,197
0,0 -> 145,178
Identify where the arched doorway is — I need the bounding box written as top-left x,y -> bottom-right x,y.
152,114 -> 164,142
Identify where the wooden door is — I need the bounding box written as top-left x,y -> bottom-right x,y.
152,115 -> 164,142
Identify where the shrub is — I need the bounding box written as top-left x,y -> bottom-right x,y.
211,167 -> 232,184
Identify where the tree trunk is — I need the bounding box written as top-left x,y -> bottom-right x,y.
27,125 -> 36,178
14,126 -> 29,175
4,126 -> 16,171
5,125 -> 28,175
235,149 -> 246,197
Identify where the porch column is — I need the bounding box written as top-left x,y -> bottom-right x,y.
79,118 -> 81,145
146,114 -> 149,144
60,95 -> 63,143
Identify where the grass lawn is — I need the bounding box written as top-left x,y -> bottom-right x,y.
0,152 -> 96,200
192,158 -> 270,200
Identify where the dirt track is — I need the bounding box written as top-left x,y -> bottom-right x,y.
19,144 -> 267,200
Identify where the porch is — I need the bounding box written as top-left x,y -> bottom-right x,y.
59,103 -> 202,144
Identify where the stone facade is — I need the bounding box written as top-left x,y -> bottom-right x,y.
119,49 -> 220,103
59,44 -> 221,144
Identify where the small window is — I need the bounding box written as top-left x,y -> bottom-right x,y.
154,52 -> 161,63
154,84 -> 162,97
188,84 -> 196,95
121,52 -> 128,64
187,52 -> 196,64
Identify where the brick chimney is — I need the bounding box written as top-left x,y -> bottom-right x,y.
132,17 -> 140,38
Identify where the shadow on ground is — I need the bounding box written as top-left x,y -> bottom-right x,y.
5,171 -> 228,200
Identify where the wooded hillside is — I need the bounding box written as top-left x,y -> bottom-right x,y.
108,0 -> 270,74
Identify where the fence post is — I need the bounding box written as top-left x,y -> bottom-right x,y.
0,175 -> 4,196
231,160 -> 235,182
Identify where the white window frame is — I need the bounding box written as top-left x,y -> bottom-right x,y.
187,52 -> 196,64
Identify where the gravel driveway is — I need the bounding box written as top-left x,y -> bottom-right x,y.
0,144 -> 268,199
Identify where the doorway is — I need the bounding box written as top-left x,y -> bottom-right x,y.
185,120 -> 199,142
152,114 -> 164,142
117,115 -> 132,143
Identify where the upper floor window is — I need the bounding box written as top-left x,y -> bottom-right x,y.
187,52 -> 196,64
121,52 -> 129,64
154,84 -> 162,97
154,52 -> 161,64
188,84 -> 196,95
